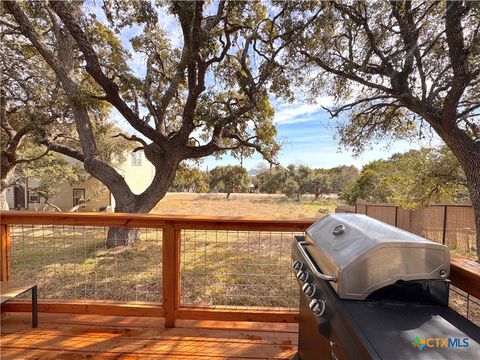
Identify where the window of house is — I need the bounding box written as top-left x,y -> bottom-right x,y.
131,151 -> 142,166
28,191 -> 40,203
73,189 -> 85,206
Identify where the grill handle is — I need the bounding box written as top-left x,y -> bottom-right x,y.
297,241 -> 337,282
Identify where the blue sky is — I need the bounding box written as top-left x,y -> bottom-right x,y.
98,4 -> 424,172
200,106 -> 420,171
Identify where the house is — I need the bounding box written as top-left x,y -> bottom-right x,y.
6,151 -> 155,212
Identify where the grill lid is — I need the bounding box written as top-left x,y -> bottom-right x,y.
304,213 -> 450,300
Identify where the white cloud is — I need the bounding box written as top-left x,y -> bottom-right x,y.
273,96 -> 335,125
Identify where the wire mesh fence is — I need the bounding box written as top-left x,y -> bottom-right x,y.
449,285 -> 480,327
9,224 -> 163,303
6,209 -> 479,323
180,229 -> 301,309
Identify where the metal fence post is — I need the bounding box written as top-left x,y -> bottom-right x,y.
394,206 -> 398,227
442,205 -> 448,245
163,221 -> 181,328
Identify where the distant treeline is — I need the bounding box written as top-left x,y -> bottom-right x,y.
170,162 -> 358,199
171,147 -> 469,206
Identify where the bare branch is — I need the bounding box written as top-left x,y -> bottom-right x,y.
112,132 -> 148,147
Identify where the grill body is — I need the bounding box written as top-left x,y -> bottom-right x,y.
292,214 -> 480,360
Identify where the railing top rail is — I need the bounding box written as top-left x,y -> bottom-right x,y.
0,211 -> 316,231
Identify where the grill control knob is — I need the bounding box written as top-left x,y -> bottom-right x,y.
302,283 -> 317,297
309,299 -> 326,317
292,260 -> 303,271
296,270 -> 309,283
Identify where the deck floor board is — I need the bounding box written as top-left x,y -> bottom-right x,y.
1,313 -> 298,359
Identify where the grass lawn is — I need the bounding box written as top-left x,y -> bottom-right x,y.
11,226 -> 163,303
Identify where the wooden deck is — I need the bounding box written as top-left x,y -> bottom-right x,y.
0,312 -> 298,359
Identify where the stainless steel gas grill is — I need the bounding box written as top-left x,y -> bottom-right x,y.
292,213 -> 480,360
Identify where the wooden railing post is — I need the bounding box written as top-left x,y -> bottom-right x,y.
163,221 -> 181,328
1,224 -> 11,281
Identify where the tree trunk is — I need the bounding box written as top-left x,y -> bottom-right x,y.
0,164 -> 15,211
462,162 -> 480,259
226,192 -> 231,199
106,227 -> 139,248
105,159 -> 180,248
436,125 -> 480,259
105,200 -> 151,248
0,190 -> 8,211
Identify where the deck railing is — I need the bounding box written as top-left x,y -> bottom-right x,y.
1,211 -> 479,327
0,211 -> 312,327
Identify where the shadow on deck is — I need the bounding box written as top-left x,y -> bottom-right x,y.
0,312 -> 298,359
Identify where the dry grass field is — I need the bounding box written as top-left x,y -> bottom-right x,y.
153,192 -> 339,218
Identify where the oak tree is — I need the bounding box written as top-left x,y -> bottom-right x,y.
3,1 -> 315,245
1,1 -> 130,213
208,165 -> 249,199
1,22 -> 60,209
171,163 -> 208,193
293,1 -> 480,256
256,165 -> 287,194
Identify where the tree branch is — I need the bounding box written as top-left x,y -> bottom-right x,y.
39,138 -> 85,162
442,1 -> 471,122
48,0 -> 168,145
112,133 -> 148,147
15,147 -> 50,164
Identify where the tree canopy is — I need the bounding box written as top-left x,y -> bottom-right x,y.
3,0 -> 316,216
1,2 -> 133,210
208,165 -> 249,198
171,163 -> 208,193
255,164 -> 358,200
341,147 -> 468,208
1,22 -> 62,209
256,165 -> 287,194
4,1 -> 480,255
